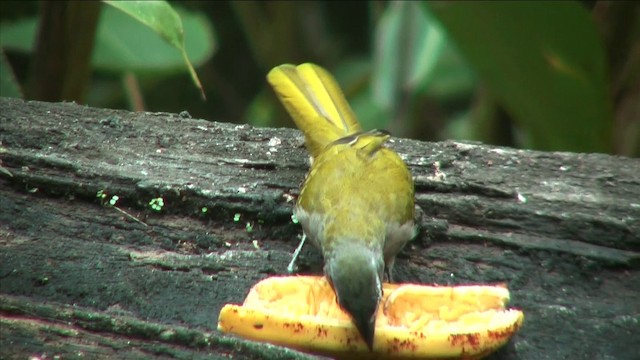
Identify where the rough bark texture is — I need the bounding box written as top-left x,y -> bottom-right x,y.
1,97 -> 639,360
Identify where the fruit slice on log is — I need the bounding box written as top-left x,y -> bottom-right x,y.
218,276 -> 524,359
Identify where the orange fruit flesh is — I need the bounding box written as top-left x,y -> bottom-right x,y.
218,276 -> 524,359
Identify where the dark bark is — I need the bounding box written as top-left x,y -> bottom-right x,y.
1,97 -> 639,359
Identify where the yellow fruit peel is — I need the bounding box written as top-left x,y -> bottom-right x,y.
217,276 -> 524,359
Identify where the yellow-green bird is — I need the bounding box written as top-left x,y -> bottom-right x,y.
267,63 -> 416,350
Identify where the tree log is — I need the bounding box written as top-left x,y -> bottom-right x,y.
1,97 -> 638,359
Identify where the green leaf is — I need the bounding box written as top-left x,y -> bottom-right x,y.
0,17 -> 38,51
94,5 -> 214,72
0,11 -> 34,98
102,0 -> 215,98
428,1 -> 613,152
422,41 -> 477,101
372,2 -> 445,112
0,51 -> 22,98
0,3 -> 216,98
104,1 -> 184,50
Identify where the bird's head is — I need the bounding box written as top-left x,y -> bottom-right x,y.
324,243 -> 384,350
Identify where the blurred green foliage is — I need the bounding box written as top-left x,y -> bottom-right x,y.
0,1 -> 637,156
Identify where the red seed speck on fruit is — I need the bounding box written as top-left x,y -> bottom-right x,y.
388,337 -> 417,352
488,323 -> 519,341
449,333 -> 481,350
316,325 -> 328,338
283,322 -> 305,333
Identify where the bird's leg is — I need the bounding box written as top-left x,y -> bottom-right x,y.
287,233 -> 307,273
384,258 -> 395,283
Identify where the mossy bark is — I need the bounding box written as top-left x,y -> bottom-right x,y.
1,97 -> 638,359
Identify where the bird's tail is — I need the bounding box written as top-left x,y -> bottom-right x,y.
267,63 -> 362,158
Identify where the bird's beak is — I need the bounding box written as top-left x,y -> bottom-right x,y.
354,312 -> 376,350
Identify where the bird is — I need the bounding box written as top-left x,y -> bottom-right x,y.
267,63 -> 416,350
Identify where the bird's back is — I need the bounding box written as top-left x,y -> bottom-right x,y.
296,130 -> 415,263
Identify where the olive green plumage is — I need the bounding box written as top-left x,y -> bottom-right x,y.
267,63 -> 416,350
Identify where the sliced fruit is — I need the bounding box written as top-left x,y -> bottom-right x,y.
217,276 -> 523,359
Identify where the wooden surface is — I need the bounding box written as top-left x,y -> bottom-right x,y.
1,97 -> 639,359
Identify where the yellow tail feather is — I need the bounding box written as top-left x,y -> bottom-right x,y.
267,63 -> 362,158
